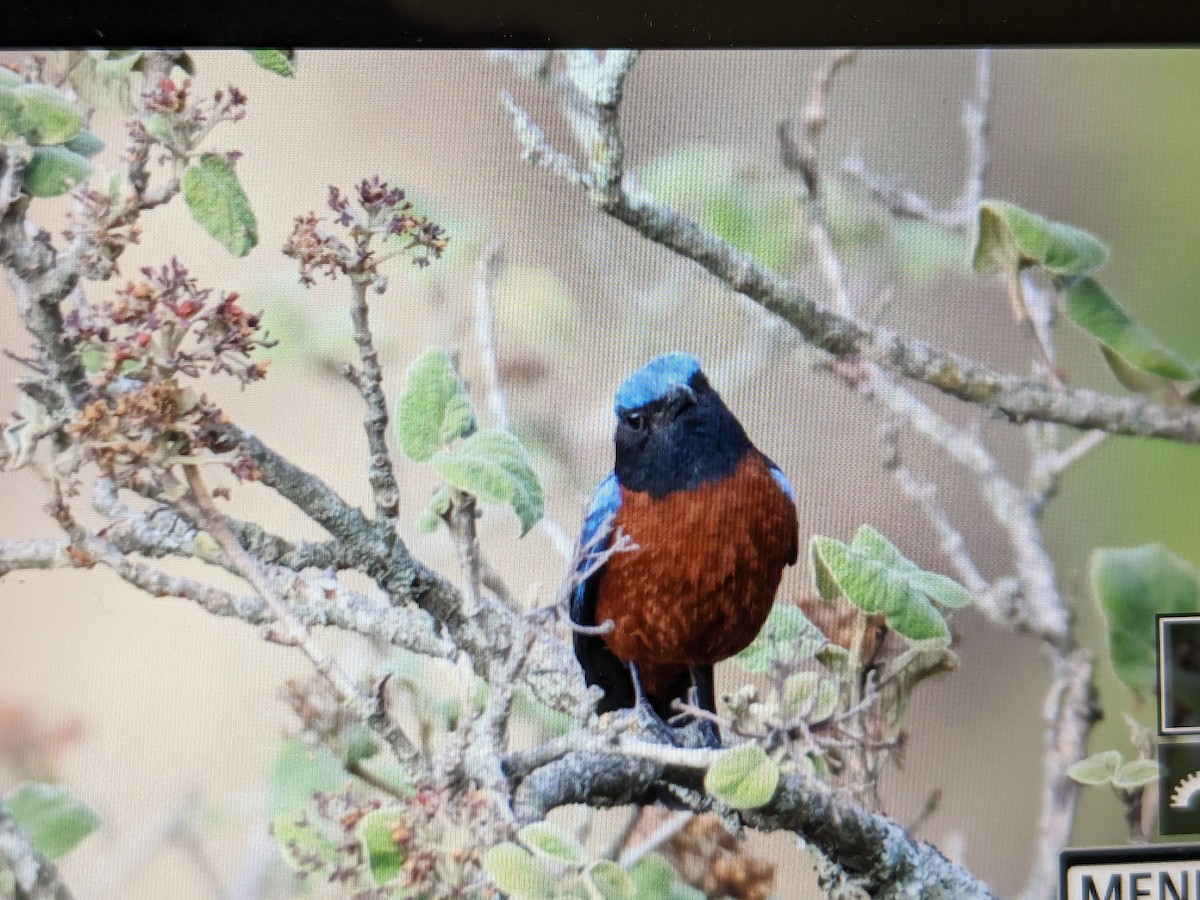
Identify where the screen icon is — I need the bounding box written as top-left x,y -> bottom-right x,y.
1159,741 -> 1200,836
1158,614 -> 1200,736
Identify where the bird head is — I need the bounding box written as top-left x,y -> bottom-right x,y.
612,353 -> 750,497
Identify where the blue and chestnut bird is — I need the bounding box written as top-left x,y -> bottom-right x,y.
571,353 -> 799,743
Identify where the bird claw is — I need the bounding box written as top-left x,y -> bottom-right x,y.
673,718 -> 722,750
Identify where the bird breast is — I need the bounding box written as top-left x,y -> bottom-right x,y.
595,451 -> 798,670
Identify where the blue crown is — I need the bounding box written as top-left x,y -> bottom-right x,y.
614,353 -> 703,413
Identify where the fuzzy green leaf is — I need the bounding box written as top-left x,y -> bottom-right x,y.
1100,344 -> 1179,396
628,852 -> 704,900
21,146 -> 91,197
394,348 -> 475,462
417,486 -> 454,533
484,841 -> 559,900
142,112 -> 175,146
62,129 -> 104,158
0,88 -> 23,142
431,429 -> 544,535
518,821 -> 587,867
1066,278 -> 1196,382
267,738 -> 348,817
248,49 -> 297,77
342,723 -> 379,767
272,812 -> 336,872
810,534 -> 951,641
182,153 -> 258,257
5,782 -> 98,859
973,200 -> 1108,277
589,860 -> 636,900
1091,544 -> 1200,695
13,83 -> 84,145
734,604 -> 828,672
704,743 -> 779,810
358,810 -> 405,885
1113,759 -> 1163,790
1066,750 -> 1122,786
783,671 -> 840,722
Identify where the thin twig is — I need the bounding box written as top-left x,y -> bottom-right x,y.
346,276 -> 401,520
618,810 -> 694,869
474,241 -> 509,430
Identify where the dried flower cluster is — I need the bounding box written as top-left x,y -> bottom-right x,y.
59,258 -> 271,485
283,176 -> 448,285
136,76 -> 247,154
664,815 -> 776,900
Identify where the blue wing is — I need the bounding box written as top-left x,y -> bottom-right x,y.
570,472 -> 638,713
570,472 -> 621,627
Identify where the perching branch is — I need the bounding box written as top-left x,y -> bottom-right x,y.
497,51 -> 1200,444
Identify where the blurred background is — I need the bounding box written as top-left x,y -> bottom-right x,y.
1,49 -> 1198,896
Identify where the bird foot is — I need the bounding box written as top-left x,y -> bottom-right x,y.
673,717 -> 722,750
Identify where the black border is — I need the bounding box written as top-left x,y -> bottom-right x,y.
4,0 -> 1200,48
1062,844 -> 1200,899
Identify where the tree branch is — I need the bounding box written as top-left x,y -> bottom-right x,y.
497,51 -> 1200,443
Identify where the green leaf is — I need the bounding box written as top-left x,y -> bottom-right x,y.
1066,278 -> 1196,382
248,49 -> 297,77
484,841 -> 559,900
588,860 -> 636,900
0,88 -> 23,142
394,348 -> 475,462
1113,759 -> 1163,790
417,486 -> 453,533
1066,749 -> 1122,786
267,738 -> 348,817
13,83 -> 84,145
342,723 -> 379,767
1100,344 -> 1180,396
782,672 -> 840,722
141,112 -> 175,146
972,200 -> 1108,278
271,812 -> 336,872
431,429 -> 544,536
810,534 -> 952,641
62,129 -> 103,158
21,146 -> 91,197
630,853 -> 674,899
704,743 -> 780,810
518,821 -> 587,867
182,153 -> 259,257
358,810 -> 405,885
5,782 -> 98,859
734,604 -> 828,672
1091,544 -> 1200,695
908,571 -> 972,609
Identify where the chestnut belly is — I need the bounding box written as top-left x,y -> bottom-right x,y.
594,452 -> 797,698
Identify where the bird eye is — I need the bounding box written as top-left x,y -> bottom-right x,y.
625,412 -> 646,431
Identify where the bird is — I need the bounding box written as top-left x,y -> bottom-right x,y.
570,352 -> 799,746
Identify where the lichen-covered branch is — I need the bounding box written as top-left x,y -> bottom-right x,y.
506,734 -> 995,899
345,276 -> 401,520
